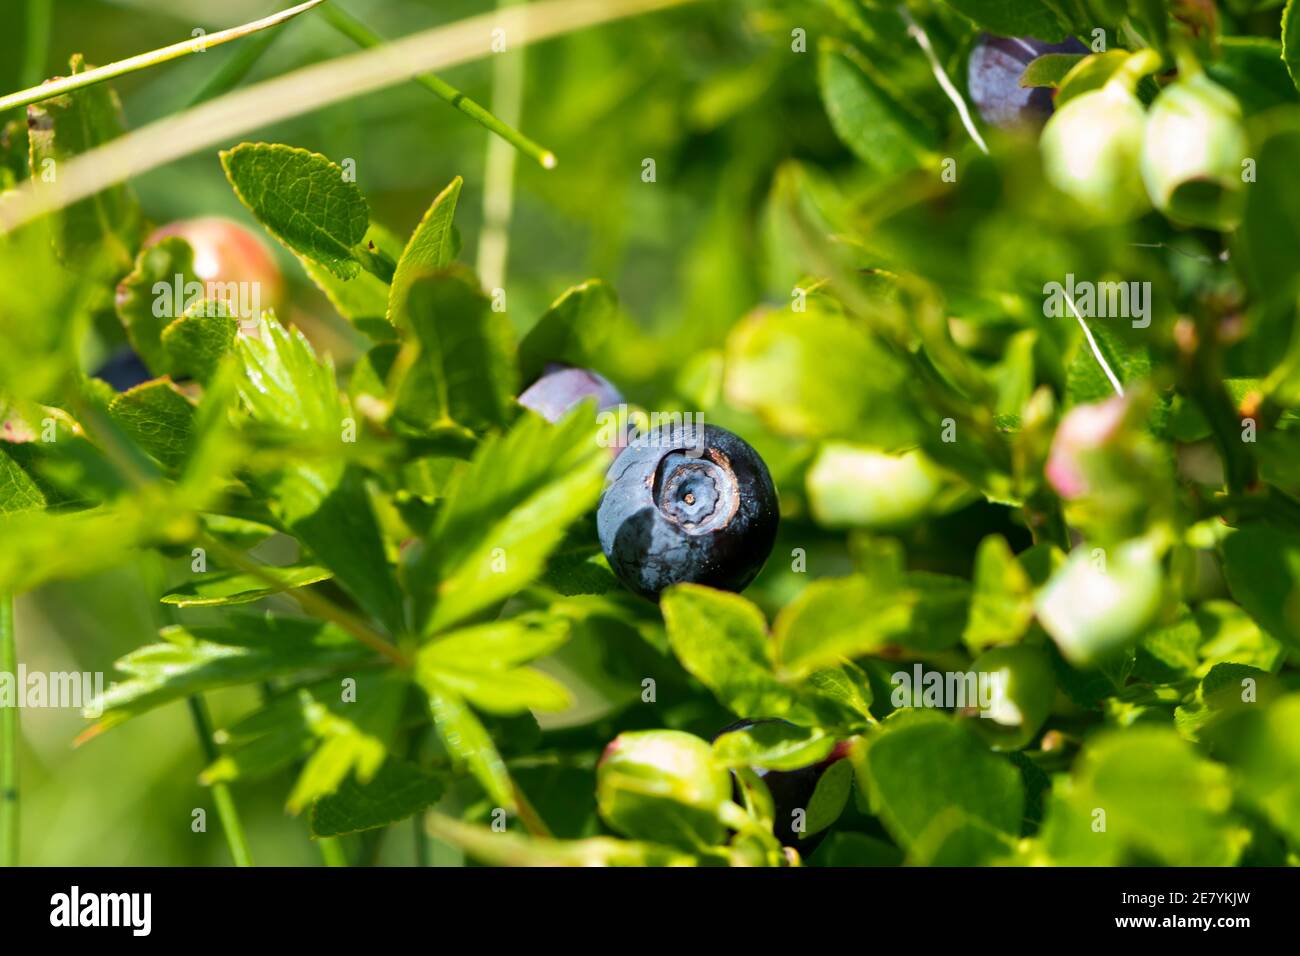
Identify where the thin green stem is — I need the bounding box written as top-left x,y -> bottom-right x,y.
317,837 -> 349,867
413,814 -> 432,866
198,532 -> 410,667
319,3 -> 556,170
0,0 -> 327,113
21,0 -> 53,89
0,595 -> 17,866
187,696 -> 254,867
476,0 -> 528,292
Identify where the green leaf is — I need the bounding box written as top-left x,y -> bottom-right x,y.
803,662 -> 874,722
1130,0 -> 1169,52
812,831 -> 905,866
115,238 -> 200,376
1206,38 -> 1299,115
517,281 -> 619,386
422,677 -> 516,810
1174,662 -> 1271,741
1234,129 -> 1300,304
309,758 -> 446,837
220,143 -> 369,280
1021,53 -> 1086,88
1284,0 -> 1300,93
803,758 -> 853,839
419,614 -> 569,670
161,309 -> 238,385
107,380 -> 196,470
772,575 -> 913,679
1065,324 -> 1151,407
1194,600 -> 1286,673
236,315 -> 404,631
87,616 -> 377,730
26,54 -> 142,274
817,41 -> 937,176
421,664 -> 571,716
963,535 -> 1035,652
0,445 -> 49,515
1034,727 -> 1244,865
712,722 -> 836,771
409,406 -> 608,633
236,314 -> 342,435
301,224 -> 402,329
857,711 -> 1024,861
1204,692 -> 1300,847
287,677 -> 406,814
160,564 -> 332,607
391,269 -> 516,434
660,584 -> 864,728
1053,50 -> 1130,107
1221,524 -> 1300,653
201,672 -> 395,786
388,177 -> 463,322
940,0 -> 1067,40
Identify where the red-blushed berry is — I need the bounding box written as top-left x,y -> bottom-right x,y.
145,217 -> 285,322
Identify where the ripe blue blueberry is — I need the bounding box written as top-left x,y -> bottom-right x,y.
968,34 -> 1087,129
597,422 -> 778,599
518,363 -> 622,423
715,718 -> 848,852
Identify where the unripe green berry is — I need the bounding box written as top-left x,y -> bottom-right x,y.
1041,82 -> 1150,223
1140,72 -> 1249,230
596,730 -> 732,849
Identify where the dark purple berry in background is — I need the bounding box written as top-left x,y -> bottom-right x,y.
597,422 -> 778,600
714,718 -> 849,852
93,346 -> 153,391
968,33 -> 1088,129
518,363 -> 623,423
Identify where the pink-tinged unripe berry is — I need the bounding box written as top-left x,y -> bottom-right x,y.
1045,397 -> 1128,499
146,217 -> 285,321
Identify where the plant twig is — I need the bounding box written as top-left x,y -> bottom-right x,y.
0,0 -> 694,234
319,3 -> 557,170
0,594 -> 18,867
317,837 -> 349,866
0,0 -> 328,114
197,532 -> 411,667
187,696 -> 255,866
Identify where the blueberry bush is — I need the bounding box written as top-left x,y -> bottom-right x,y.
2,0 -> 1300,868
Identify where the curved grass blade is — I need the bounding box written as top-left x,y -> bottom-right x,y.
0,0 -> 327,114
